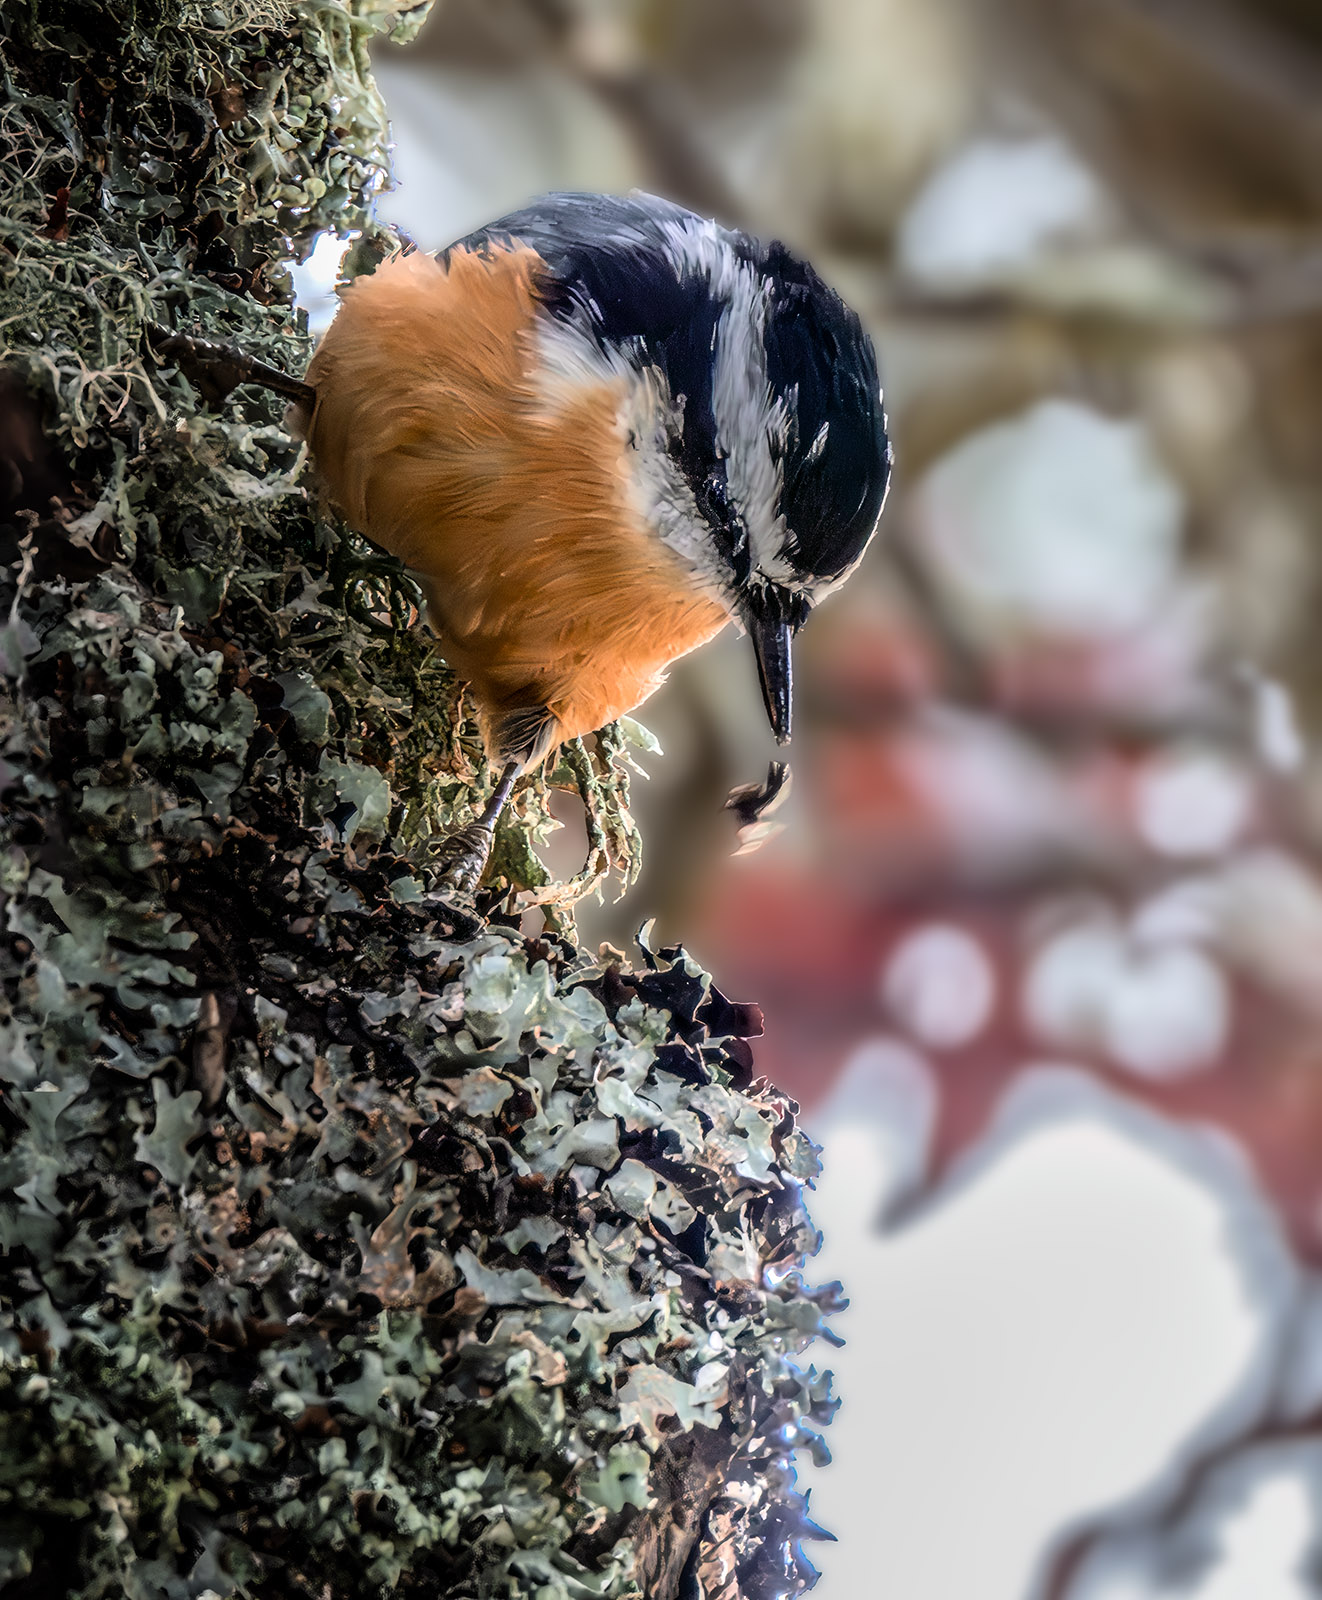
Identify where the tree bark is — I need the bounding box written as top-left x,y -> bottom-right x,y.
0,3 -> 839,1597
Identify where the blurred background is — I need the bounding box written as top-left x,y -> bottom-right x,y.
296,3 -> 1322,1594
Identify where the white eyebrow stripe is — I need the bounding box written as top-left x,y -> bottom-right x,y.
713,265 -> 792,581
658,219 -> 793,583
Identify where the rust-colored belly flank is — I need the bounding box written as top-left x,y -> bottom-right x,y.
303,243 -> 728,758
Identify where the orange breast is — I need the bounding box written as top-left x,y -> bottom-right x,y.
302,245 -> 728,760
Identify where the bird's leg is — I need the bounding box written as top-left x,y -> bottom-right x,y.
144,320 -> 316,410
428,761 -> 522,933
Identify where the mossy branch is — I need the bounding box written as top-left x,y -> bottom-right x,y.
0,3 -> 841,1597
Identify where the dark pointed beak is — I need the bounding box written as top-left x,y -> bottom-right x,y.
745,602 -> 794,745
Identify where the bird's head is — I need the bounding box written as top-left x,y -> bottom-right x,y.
681,236 -> 891,741
481,192 -> 890,741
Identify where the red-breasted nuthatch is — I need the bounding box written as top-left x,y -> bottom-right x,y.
157,192 -> 891,907
296,192 -> 890,897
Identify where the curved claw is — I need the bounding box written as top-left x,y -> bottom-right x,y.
423,762 -> 521,940
433,820 -> 497,897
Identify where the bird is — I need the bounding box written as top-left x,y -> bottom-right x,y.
157,192 -> 891,912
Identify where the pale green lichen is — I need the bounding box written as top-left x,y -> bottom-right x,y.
0,902 -> 839,1597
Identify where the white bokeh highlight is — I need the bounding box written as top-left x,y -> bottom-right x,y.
883,923 -> 996,1050
1023,919 -> 1230,1081
898,136 -> 1109,289
812,1036 -> 938,1225
913,400 -> 1185,645
1134,747 -> 1252,859
802,1071 -> 1295,1600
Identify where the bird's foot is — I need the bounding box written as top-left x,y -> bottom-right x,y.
144,320 -> 315,408
424,820 -> 497,940
421,762 -> 521,941
433,820 -> 497,896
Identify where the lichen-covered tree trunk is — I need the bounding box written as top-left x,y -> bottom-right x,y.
0,3 -> 840,1598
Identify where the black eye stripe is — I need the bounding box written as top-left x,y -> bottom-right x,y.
689,462 -> 749,583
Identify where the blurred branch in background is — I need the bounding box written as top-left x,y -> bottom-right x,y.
985,0 -> 1322,264
505,0 -> 749,220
